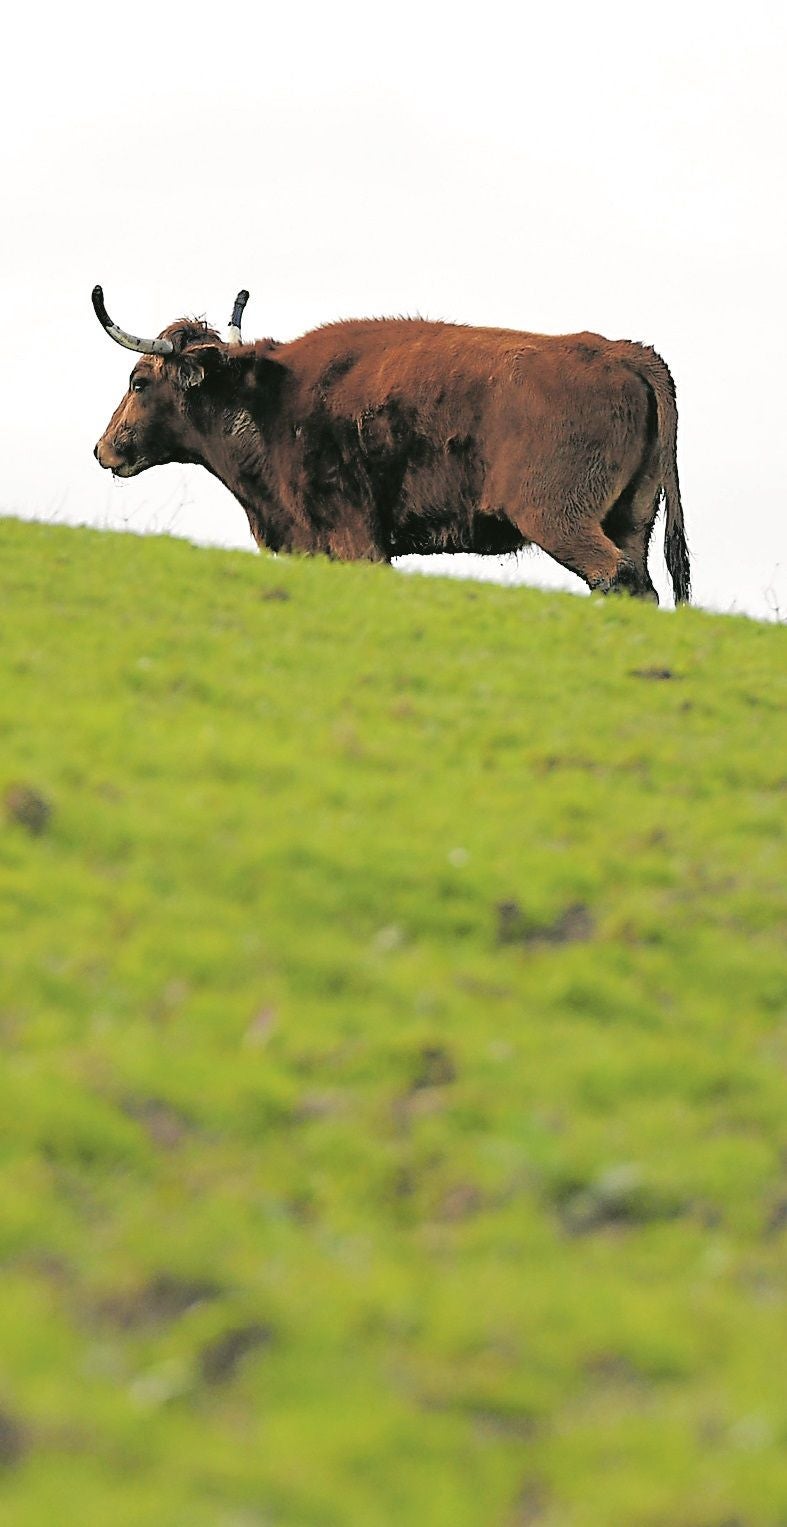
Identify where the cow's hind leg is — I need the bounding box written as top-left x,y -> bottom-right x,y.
601,448 -> 662,602
521,512 -> 638,596
601,500 -> 660,600
601,498 -> 659,600
606,518 -> 659,601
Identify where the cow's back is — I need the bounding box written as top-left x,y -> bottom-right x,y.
276,318 -> 620,410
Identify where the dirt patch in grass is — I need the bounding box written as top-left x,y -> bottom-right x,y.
496,900 -> 594,948
4,782 -> 52,835
199,1323 -> 274,1385
0,1408 -> 29,1468
97,1273 -> 223,1329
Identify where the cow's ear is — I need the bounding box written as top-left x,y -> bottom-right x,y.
175,345 -> 225,392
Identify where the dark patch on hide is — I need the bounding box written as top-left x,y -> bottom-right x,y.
294,398 -> 441,551
574,341 -> 601,362
316,352 -> 358,396
296,407 -> 378,537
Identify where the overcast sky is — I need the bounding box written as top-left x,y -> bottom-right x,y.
2,0 -> 784,617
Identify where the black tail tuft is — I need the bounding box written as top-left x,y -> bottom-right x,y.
664,503 -> 691,605
633,346 -> 690,605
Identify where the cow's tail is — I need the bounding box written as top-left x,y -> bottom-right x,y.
635,347 -> 690,605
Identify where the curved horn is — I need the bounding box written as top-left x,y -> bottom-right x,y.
227,289 -> 249,346
91,285 -> 174,356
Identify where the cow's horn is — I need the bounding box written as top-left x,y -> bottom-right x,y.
227,289 -> 249,346
91,286 -> 174,356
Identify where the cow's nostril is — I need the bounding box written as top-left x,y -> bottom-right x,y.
93,443 -> 100,460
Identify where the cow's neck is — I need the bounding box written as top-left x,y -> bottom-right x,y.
197,405 -> 295,553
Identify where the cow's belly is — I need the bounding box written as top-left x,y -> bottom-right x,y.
389,445 -> 516,556
390,504 -> 527,558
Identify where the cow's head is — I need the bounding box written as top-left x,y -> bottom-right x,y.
92,286 -> 249,476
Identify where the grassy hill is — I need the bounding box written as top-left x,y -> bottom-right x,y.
1,516 -> 786,1526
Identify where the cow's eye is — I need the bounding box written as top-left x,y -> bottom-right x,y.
131,375 -> 150,393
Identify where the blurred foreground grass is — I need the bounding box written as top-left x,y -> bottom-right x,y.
1,517 -> 786,1525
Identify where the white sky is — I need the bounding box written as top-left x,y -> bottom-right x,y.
2,0 -> 785,617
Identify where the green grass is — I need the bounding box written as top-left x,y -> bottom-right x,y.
1,515 -> 786,1526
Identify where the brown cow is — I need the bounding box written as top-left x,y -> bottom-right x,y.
93,287 -> 690,603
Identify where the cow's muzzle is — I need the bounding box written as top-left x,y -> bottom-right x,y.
94,437 -> 147,476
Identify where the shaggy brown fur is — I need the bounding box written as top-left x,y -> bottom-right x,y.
95,314 -> 690,602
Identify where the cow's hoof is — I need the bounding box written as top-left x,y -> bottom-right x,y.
595,563 -> 657,600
